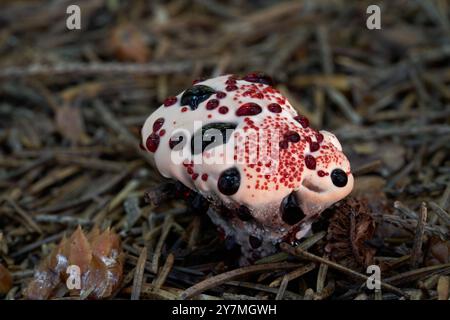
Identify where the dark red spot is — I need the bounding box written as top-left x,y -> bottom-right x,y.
218,106 -> 229,114
187,167 -> 194,174
268,103 -> 282,113
226,79 -> 237,85
159,129 -> 166,136
294,115 -> 309,128
279,140 -> 289,150
201,173 -> 208,181
225,85 -> 238,91
163,96 -> 177,107
216,91 -> 226,99
286,131 -> 300,143
305,155 -> 316,170
310,141 -> 320,152
236,103 -> 262,116
192,173 -> 199,180
206,99 -> 219,110
145,133 -> 160,152
318,170 -> 327,177
243,72 -> 274,86
152,118 -> 164,132
316,133 -> 324,143
181,107 -> 188,112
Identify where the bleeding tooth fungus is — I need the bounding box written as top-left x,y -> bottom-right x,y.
141,73 -> 354,264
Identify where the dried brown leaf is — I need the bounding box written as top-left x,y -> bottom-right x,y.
109,23 -> 150,63
425,236 -> 450,266
0,264 -> 13,295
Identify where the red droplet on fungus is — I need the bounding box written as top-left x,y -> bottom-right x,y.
164,96 -> 177,107
218,106 -> 229,114
236,103 -> 262,116
316,133 -> 324,143
216,91 -> 226,99
268,103 -> 282,113
146,133 -> 160,152
305,155 -> 316,170
225,85 -> 238,92
152,118 -> 164,132
310,141 -> 320,152
318,170 -> 327,177
206,99 -> 219,110
294,115 -> 309,128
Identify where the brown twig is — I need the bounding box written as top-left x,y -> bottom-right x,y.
410,202 -> 428,268
180,262 -> 302,299
0,62 -> 192,79
131,246 -> 148,300
280,243 -> 408,298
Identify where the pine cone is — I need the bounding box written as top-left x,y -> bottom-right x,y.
325,198 -> 376,270
24,226 -> 124,300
